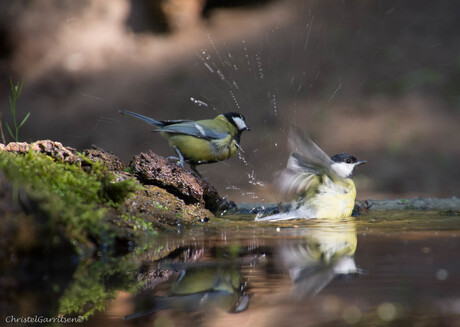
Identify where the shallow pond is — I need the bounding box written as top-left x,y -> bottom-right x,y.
5,210 -> 460,326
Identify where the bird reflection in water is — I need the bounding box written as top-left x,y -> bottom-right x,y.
278,219 -> 364,299
125,262 -> 250,320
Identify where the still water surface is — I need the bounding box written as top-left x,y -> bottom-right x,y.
6,211 -> 459,326
74,210 -> 460,327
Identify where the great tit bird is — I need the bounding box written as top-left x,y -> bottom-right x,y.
257,128 -> 366,221
120,110 -> 249,175
124,263 -> 249,319
279,219 -> 360,298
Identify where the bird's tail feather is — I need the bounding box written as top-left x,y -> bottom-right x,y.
119,110 -> 164,127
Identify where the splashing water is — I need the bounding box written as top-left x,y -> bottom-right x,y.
248,170 -> 265,187
255,53 -> 264,80
216,69 -> 226,81
237,149 -> 248,166
270,92 -> 277,116
192,35 -> 278,202
328,83 -> 342,103
207,33 -> 223,64
304,15 -> 315,50
255,207 -> 316,221
204,62 -> 214,73
229,90 -> 240,109
196,50 -> 215,73
80,93 -> 104,102
241,191 -> 258,199
242,40 -> 252,71
190,97 -> 209,107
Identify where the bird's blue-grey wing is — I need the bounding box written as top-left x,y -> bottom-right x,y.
158,119 -> 193,125
278,128 -> 339,195
156,123 -> 228,140
287,128 -> 336,176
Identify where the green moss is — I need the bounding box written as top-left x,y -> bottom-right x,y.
152,201 -> 167,211
123,167 -> 134,174
0,150 -> 138,251
58,255 -> 143,320
121,213 -> 157,233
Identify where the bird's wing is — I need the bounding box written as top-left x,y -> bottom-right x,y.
157,122 -> 229,140
278,128 -> 340,195
158,119 -> 193,126
287,128 -> 336,176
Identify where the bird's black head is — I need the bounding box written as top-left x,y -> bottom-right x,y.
331,153 -> 358,164
223,112 -> 250,132
330,153 -> 367,178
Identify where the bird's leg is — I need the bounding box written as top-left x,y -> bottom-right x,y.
168,146 -> 204,179
167,146 -> 185,168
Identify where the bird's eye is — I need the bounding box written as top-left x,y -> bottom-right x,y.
346,159 -> 351,163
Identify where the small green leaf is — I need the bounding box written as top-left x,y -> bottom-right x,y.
6,77 -> 27,141
9,77 -> 14,94
5,122 -> 15,141
16,79 -> 24,97
19,112 -> 30,128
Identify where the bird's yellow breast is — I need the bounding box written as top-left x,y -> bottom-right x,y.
300,176 -> 356,219
166,134 -> 237,164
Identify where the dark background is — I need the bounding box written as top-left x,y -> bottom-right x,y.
1,0 -> 459,203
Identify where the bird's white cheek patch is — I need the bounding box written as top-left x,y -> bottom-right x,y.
232,117 -> 247,130
331,162 -> 355,178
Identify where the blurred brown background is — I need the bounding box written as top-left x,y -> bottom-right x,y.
0,0 -> 459,203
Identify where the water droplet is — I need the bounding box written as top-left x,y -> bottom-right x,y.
204,62 -> 214,73
217,69 -> 226,81
270,93 -> 277,116
190,97 -> 209,107
229,90 -> 240,109
329,83 -> 342,102
255,53 -> 264,79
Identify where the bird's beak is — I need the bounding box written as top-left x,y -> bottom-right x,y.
356,160 -> 367,166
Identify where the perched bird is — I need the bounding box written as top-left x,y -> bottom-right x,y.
120,110 -> 249,175
257,128 -> 366,221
